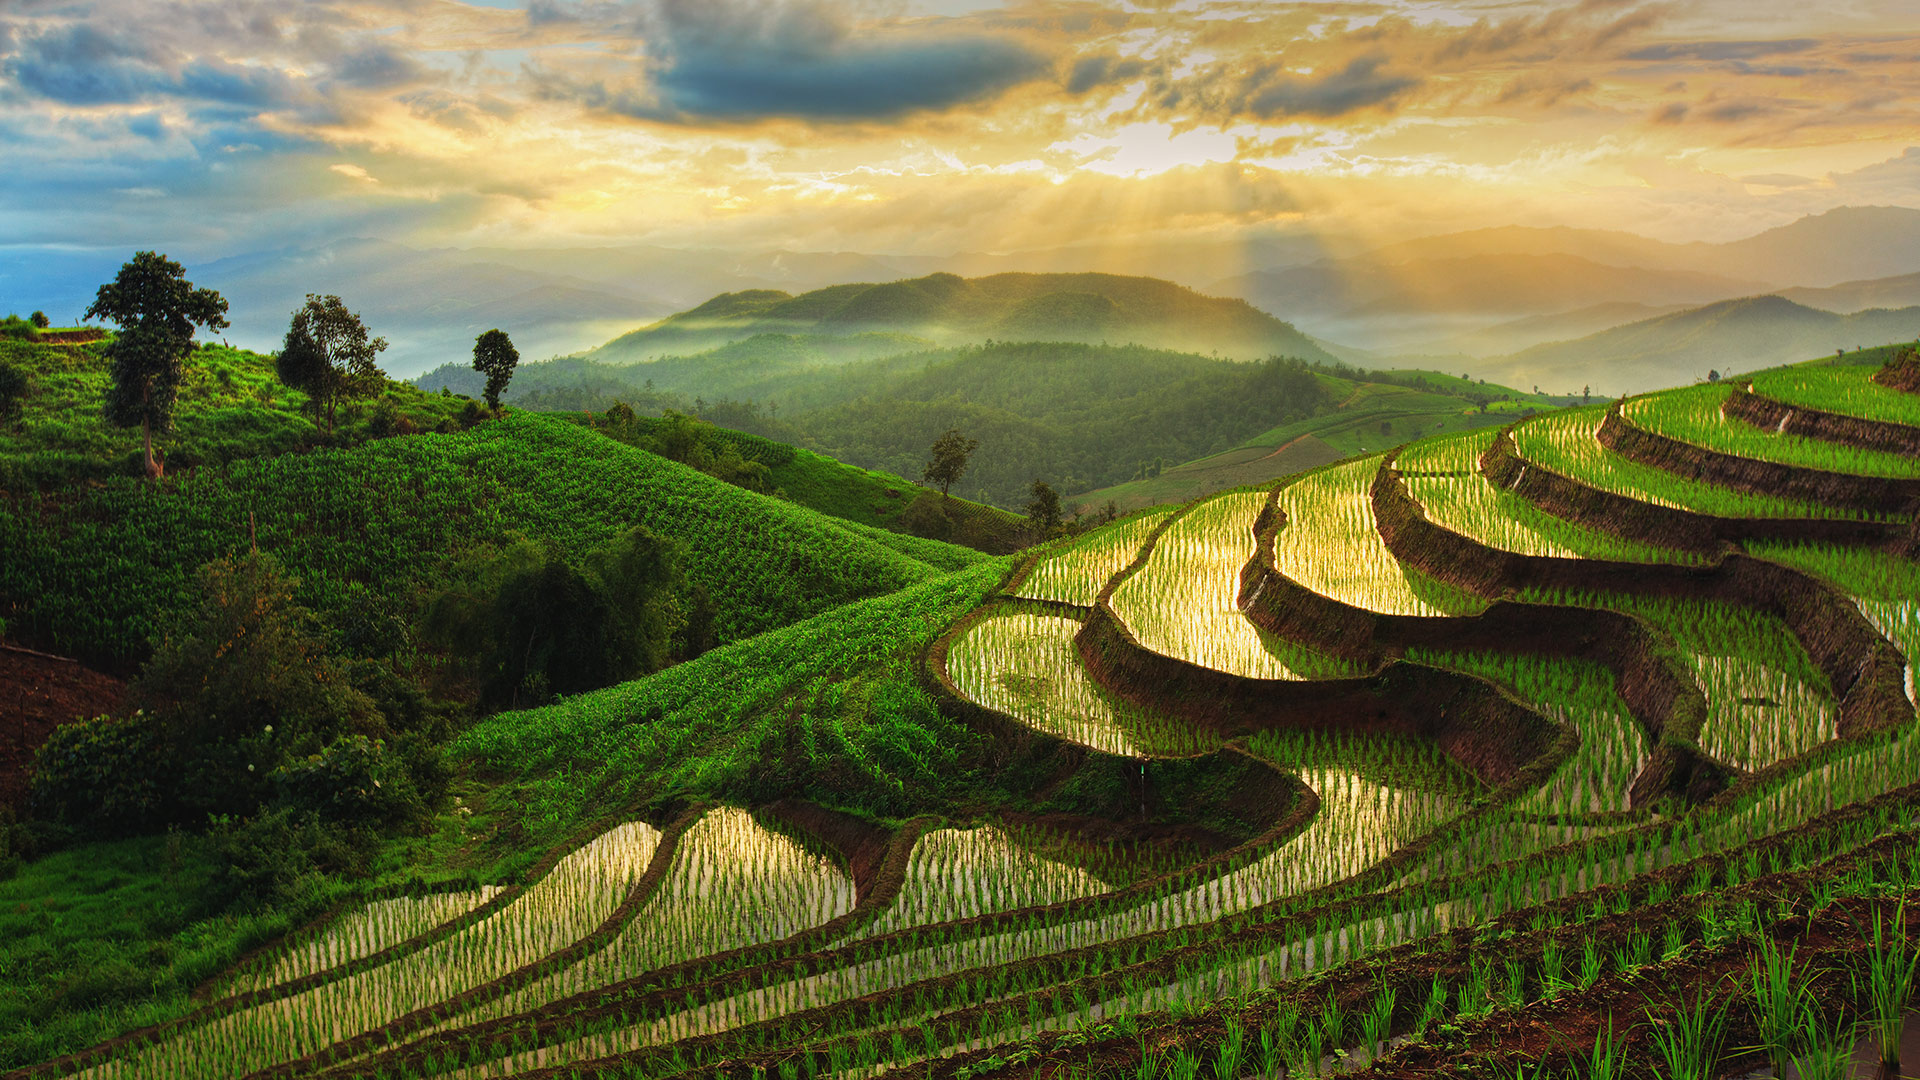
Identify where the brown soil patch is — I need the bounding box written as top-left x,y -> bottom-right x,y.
0,644 -> 125,808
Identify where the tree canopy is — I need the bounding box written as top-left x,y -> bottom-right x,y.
472,328 -> 519,409
84,251 -> 229,477
277,294 -> 387,434
923,427 -> 978,498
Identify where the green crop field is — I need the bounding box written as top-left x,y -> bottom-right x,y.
13,341 -> 1920,1080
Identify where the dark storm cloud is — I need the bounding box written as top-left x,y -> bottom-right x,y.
333,44 -> 429,89
5,21 -> 168,104
1065,54 -> 1147,95
1065,51 -> 1419,122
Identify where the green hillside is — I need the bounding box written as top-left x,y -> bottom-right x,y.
0,411 -> 985,666
0,335 -> 471,489
581,271 -> 1337,364
1070,369 -> 1572,511
427,340 -> 1345,509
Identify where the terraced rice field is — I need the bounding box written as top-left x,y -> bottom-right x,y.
1623,382 -> 1920,478
1268,457 -> 1487,617
1510,405 -> 1869,519
42,356 -> 1920,1080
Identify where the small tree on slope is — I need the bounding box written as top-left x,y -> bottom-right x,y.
1026,479 -> 1063,539
278,294 -> 387,436
923,427 -> 978,499
85,251 -> 230,478
471,328 -> 519,410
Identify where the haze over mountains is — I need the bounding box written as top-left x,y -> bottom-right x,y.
8,205 -> 1920,393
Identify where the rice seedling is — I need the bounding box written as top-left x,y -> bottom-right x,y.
1581,1020 -> 1627,1080
1748,933 -> 1805,1075
1860,902 -> 1917,1071
1109,491 -> 1359,680
1013,510 -> 1173,606
1787,998 -> 1859,1080
1267,457 -> 1488,617
1624,382 -> 1920,478
1397,428 -> 1496,475
1643,990 -> 1727,1080
1213,1018 -> 1244,1080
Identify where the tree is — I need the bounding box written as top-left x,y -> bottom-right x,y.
923,427 -> 978,499
277,294 -> 387,435
471,328 -> 519,410
1025,479 -> 1063,538
85,251 -> 230,477
29,311 -> 48,329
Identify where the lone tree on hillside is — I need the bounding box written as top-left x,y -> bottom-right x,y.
85,251 -> 230,478
471,328 -> 519,410
1026,479 -> 1063,538
923,427 -> 978,499
278,294 -> 387,435
29,311 -> 49,329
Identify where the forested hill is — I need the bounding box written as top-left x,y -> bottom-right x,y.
425,339 -> 1342,507
579,271 -> 1337,364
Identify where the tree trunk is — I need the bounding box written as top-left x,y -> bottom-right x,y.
141,418 -> 162,478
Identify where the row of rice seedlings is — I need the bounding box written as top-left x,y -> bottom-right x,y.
80,821 -> 662,1079
944,610 -> 1219,758
476,751 -> 1920,1080
477,769 -> 1463,1073
1012,510 -> 1174,607
1404,471 -> 1704,564
1508,406 -> 1872,520
1267,457 -> 1489,618
224,885 -> 507,996
1523,587 -> 1837,771
1749,540 -> 1920,705
1409,650 -> 1649,816
764,812 -> 1920,1080
444,807 -> 857,1036
1243,728 -> 1482,803
1108,490 -> 1359,680
1624,382 -> 1920,478
852,827 -> 1111,941
1396,429 -> 1494,474
1749,362 -> 1920,428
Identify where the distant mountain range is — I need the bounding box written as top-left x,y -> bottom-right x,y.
1474,295 -> 1920,396
584,272 -> 1336,365
1208,206 -> 1920,354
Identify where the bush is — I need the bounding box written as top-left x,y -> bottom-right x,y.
28,712 -> 172,837
270,734 -> 426,826
0,316 -> 36,342
206,808 -> 353,908
28,311 -> 49,329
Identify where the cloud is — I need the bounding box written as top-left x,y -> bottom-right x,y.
539,0 -> 1050,123
1739,173 -> 1814,187
5,21 -> 169,105
1626,38 -> 1819,62
1237,56 -> 1418,119
332,44 -> 429,90
1065,54 -> 1147,96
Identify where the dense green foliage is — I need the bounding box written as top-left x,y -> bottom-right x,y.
0,411 -> 973,666
424,527 -> 682,708
457,559 -> 1011,832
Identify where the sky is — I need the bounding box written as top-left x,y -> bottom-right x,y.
3,0 -> 1920,265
